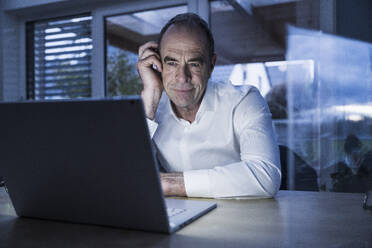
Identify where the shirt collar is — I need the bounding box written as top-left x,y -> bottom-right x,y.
195,80 -> 215,120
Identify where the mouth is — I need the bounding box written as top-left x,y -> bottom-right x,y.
173,88 -> 193,93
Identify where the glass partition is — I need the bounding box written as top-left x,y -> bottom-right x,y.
210,0 -> 372,192
287,26 -> 372,193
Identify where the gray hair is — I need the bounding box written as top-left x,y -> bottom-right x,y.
158,13 -> 215,59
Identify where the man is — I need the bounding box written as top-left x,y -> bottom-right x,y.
331,134 -> 372,193
136,13 -> 281,198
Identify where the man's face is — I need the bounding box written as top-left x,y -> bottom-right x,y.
160,25 -> 216,111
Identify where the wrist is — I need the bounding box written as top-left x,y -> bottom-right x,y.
160,173 -> 186,197
141,84 -> 163,95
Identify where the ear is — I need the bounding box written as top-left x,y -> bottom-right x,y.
208,53 -> 217,78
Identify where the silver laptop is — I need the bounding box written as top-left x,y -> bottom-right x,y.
0,97 -> 216,233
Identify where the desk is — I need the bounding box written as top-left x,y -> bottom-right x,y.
1,188 -> 371,247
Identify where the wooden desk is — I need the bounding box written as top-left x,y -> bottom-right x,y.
1,188 -> 371,247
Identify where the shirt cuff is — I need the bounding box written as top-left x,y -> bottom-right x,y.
183,169 -> 212,198
146,118 -> 158,138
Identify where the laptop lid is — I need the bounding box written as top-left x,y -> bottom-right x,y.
0,97 -> 173,232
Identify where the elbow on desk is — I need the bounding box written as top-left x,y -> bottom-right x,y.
241,160 -> 282,198
211,164 -> 281,199
263,165 -> 281,197
261,177 -> 281,198
213,179 -> 280,199
258,163 -> 281,198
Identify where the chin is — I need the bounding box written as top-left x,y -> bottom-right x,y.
173,101 -> 194,109
170,96 -> 195,108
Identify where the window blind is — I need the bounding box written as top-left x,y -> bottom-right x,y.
26,14 -> 92,100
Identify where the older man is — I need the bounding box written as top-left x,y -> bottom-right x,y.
136,13 -> 281,198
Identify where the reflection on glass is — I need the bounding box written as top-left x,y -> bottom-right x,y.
210,0 -> 293,66
105,5 -> 187,96
210,0 -> 372,192
209,0 -> 320,191
287,26 -> 372,192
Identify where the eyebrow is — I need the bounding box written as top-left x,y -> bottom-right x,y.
188,56 -> 204,64
163,56 -> 178,63
163,56 -> 205,64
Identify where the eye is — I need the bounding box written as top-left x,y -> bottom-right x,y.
166,61 -> 176,66
190,62 -> 200,67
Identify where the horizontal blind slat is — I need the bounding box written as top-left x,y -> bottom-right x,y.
35,56 -> 92,64
34,35 -> 91,44
34,30 -> 92,41
36,90 -> 91,98
34,51 -> 92,59
35,40 -> 92,49
35,18 -> 91,29
36,76 -> 90,84
35,69 -> 91,77
35,84 -> 90,91
35,62 -> 91,70
35,49 -> 92,57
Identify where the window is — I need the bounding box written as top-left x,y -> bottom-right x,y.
105,5 -> 187,97
210,0 -> 372,193
286,26 -> 372,193
26,14 -> 93,100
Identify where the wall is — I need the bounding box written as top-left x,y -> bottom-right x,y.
336,0 -> 372,43
1,12 -> 22,101
0,3 -> 3,101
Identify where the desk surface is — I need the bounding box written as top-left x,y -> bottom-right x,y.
1,188 -> 371,248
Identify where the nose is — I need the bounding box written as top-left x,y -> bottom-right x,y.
176,64 -> 191,83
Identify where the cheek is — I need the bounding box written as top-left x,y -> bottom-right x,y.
161,70 -> 174,87
191,69 -> 208,85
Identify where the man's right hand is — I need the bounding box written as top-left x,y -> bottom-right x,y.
136,41 -> 163,120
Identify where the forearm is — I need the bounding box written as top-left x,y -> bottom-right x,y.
137,41 -> 163,120
183,160 -> 281,198
160,172 -> 186,196
141,88 -> 162,120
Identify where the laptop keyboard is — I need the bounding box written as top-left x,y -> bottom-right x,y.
167,208 -> 186,218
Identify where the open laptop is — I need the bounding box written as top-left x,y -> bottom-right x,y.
0,97 -> 216,233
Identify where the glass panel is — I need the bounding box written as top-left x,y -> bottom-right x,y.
209,0 -> 294,92
210,0 -> 320,191
211,0 -> 372,193
287,26 -> 372,193
105,5 -> 187,96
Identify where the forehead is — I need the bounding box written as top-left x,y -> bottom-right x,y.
160,24 -> 208,57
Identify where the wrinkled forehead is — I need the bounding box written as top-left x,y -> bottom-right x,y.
159,24 -> 209,58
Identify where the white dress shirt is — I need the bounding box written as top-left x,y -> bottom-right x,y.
147,80 -> 281,198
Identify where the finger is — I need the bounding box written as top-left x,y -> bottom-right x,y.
139,45 -> 160,61
138,41 -> 159,58
144,55 -> 163,72
140,49 -> 161,61
138,55 -> 163,72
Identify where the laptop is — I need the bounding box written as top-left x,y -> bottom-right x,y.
0,97 -> 216,233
